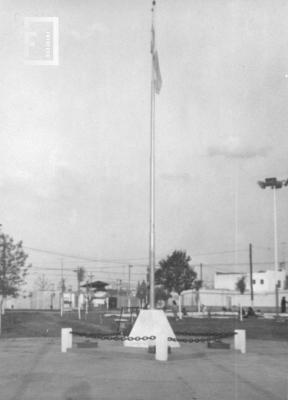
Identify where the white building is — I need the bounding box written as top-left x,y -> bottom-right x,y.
214,269 -> 287,293
252,270 -> 286,292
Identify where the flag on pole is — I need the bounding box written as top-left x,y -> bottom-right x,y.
151,25 -> 162,94
153,51 -> 162,94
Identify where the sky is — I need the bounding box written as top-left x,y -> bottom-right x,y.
1,0 -> 288,291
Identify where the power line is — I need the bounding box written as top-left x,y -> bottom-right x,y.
30,264 -> 147,270
192,261 -> 274,267
252,246 -> 272,251
29,266 -> 146,276
190,249 -> 248,257
25,245 -> 250,263
24,246 -> 148,265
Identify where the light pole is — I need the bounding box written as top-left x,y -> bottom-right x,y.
258,177 -> 288,314
128,265 -> 132,310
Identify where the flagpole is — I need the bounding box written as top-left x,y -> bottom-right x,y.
149,1 -> 156,309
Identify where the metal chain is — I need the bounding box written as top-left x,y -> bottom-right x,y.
72,331 -> 156,341
72,331 -> 235,343
174,331 -> 236,339
168,337 -> 209,343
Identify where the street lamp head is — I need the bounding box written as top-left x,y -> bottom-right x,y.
258,177 -> 288,190
265,178 -> 278,187
258,180 -> 266,189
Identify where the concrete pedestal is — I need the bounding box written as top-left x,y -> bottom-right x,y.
124,309 -> 179,349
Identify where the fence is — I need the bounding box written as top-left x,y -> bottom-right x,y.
181,289 -> 288,310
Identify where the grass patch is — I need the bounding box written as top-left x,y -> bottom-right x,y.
1,310 -> 288,341
1,310 -> 114,338
169,316 -> 288,341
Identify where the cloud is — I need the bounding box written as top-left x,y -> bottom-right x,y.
207,136 -> 270,159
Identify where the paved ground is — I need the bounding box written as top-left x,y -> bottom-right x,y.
0,337 -> 287,400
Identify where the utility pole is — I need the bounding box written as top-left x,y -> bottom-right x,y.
0,231 -> 6,334
73,267 -> 80,293
280,241 -> 287,271
200,263 -> 203,282
128,265 -> 133,309
249,243 -> 254,306
73,266 -> 85,319
146,265 -> 150,305
60,259 -> 64,317
117,279 -> 122,295
258,177 -> 288,315
61,259 -> 64,287
85,273 -> 94,318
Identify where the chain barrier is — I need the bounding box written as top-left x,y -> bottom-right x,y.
170,330 -> 236,343
71,330 -> 235,343
168,337 -> 209,343
174,331 -> 236,338
72,331 -> 156,342
175,332 -> 236,339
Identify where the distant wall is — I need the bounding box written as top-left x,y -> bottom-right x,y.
6,291 -> 61,310
5,291 -> 139,310
181,289 -> 288,310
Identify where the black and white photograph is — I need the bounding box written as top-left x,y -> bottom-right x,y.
0,1 -> 287,399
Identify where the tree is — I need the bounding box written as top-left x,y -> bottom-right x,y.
236,276 -> 246,294
155,286 -> 171,308
74,266 -> 86,316
0,232 -> 31,334
193,279 -> 203,291
75,266 -> 86,292
58,277 -> 66,293
155,250 -> 196,317
156,250 -> 196,294
136,280 -> 147,308
35,274 -> 52,291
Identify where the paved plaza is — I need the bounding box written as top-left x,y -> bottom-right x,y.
0,337 -> 287,400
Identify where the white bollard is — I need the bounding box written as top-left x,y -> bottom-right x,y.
155,334 -> 168,361
234,329 -> 246,354
239,304 -> 243,321
61,328 -> 72,353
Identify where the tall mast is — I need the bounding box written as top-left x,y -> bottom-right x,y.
149,1 -> 156,309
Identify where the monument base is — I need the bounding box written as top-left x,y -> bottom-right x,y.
124,309 -> 180,348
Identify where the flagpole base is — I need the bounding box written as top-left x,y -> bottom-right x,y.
124,309 -> 179,348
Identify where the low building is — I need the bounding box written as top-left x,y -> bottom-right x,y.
252,270 -> 286,292
214,269 -> 287,293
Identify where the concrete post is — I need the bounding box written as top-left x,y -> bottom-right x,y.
61,328 -> 72,353
155,334 -> 168,361
234,329 -> 246,354
178,295 -> 183,320
239,304 -> 243,321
